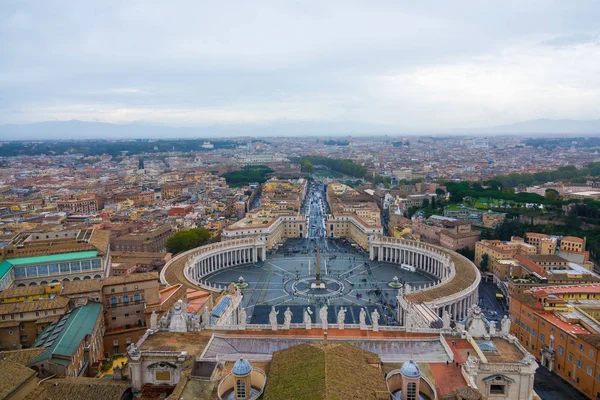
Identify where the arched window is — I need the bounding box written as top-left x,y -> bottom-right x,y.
236,379 -> 246,399
123,295 -> 129,305
134,293 -> 141,303
406,382 -> 417,400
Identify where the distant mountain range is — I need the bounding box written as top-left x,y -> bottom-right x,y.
1,118 -> 600,140
454,118 -> 600,135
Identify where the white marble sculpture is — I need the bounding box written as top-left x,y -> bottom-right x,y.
202,306 -> 210,327
169,300 -> 189,332
337,307 -> 347,330
372,309 -> 380,332
239,308 -> 247,329
320,305 -> 328,330
501,315 -> 511,335
489,320 -> 497,335
269,306 -> 279,331
284,307 -> 293,330
150,311 -> 158,331
442,310 -> 451,329
359,308 -> 367,330
304,307 -> 313,330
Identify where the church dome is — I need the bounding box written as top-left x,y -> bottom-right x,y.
400,360 -> 422,378
232,357 -> 252,376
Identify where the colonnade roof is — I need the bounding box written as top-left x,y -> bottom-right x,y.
407,251 -> 479,303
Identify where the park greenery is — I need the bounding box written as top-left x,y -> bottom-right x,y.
166,228 -> 212,254
221,165 -> 274,187
295,156 -> 368,178
492,163 -> 600,188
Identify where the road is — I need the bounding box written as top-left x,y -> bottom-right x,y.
534,366 -> 589,400
477,280 -> 507,324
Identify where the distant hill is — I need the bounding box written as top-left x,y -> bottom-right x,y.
455,119 -> 600,135
0,120 -> 402,140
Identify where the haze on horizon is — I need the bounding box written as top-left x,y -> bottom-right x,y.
2,0 -> 600,136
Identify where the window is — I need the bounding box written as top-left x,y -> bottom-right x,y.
123,287 -> 127,292
532,329 -> 537,338
111,296 -> 117,307
490,385 -> 505,395
20,323 -> 25,331
134,293 -> 141,303
577,359 -> 583,368
19,313 -> 23,319
569,353 -> 573,362
558,346 -> 564,355
405,382 -> 417,400
126,337 -> 131,344
571,339 -> 575,345
111,288 -> 115,293
588,366 -> 593,375
591,350 -> 595,358
123,295 -> 129,305
540,334 -> 545,344
579,344 -> 585,351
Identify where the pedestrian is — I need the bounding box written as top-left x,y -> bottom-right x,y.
446,360 -> 449,366
467,351 -> 470,357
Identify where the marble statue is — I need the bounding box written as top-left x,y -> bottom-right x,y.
320,305 -> 328,330
304,307 -> 313,330
239,307 -> 247,328
442,310 -> 451,329
489,320 -> 497,335
337,307 -> 347,330
284,307 -> 293,329
169,300 -> 189,332
269,306 -> 279,331
150,311 -> 158,331
202,306 -> 210,327
372,309 -> 380,332
359,308 -> 367,330
501,315 -> 511,334
190,314 -> 200,331
159,315 -> 168,329
127,343 -> 140,359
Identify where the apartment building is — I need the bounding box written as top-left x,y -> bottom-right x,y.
60,272 -> 160,356
474,237 -> 537,267
511,285 -> 600,399
0,296 -> 70,350
112,225 -> 174,252
28,302 -> 104,378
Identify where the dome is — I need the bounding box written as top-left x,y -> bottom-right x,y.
400,360 -> 421,378
232,357 -> 252,376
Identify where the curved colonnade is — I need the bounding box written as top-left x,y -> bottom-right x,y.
370,236 -> 480,322
160,238 -> 267,292
161,235 -> 480,324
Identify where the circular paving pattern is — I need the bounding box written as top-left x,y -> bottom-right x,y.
285,274 -> 354,299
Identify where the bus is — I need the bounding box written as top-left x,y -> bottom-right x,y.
401,264 -> 416,272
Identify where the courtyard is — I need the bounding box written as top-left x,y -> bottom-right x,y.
204,238 -> 437,326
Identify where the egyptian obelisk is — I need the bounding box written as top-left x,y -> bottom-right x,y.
311,243 -> 325,289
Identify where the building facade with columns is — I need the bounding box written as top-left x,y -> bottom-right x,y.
370,236 -> 480,329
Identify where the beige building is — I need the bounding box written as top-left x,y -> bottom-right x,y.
0,296 -> 70,350
112,225 -> 174,253
60,272 -> 160,356
474,238 -> 537,268
222,211 -> 306,250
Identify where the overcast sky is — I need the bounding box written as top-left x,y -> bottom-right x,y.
1,1 -> 600,132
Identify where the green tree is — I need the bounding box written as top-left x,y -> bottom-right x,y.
301,160 -> 315,173
544,188 -> 561,201
480,253 -> 489,271
435,188 -> 446,197
430,196 -> 436,209
166,228 -> 211,254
